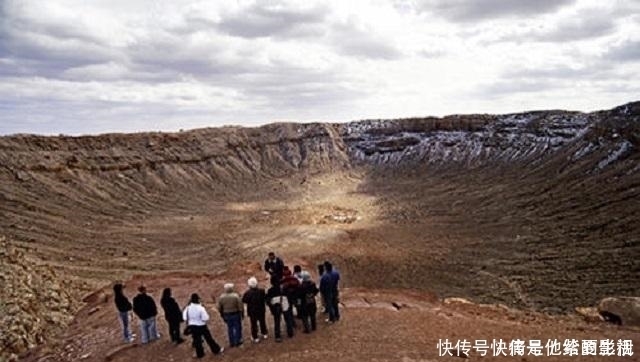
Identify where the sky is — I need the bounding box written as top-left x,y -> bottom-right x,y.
0,0 -> 639,135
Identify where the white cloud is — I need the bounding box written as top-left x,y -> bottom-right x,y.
0,0 -> 638,135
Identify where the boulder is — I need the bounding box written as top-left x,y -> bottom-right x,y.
444,297 -> 473,305
598,297 -> 640,326
575,306 -> 604,323
105,343 -> 137,361
82,289 -> 107,305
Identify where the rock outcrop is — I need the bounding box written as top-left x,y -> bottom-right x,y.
0,236 -> 79,362
341,101 -> 640,171
598,297 -> 640,326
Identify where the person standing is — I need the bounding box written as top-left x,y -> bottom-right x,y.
183,293 -> 223,358
320,262 -> 341,323
242,277 -> 268,343
264,252 -> 284,281
293,265 -> 303,282
266,278 -> 293,342
326,262 -> 341,321
113,283 -> 134,343
299,271 -> 319,333
281,266 -> 301,328
160,288 -> 185,344
292,265 -> 304,319
132,285 -> 160,344
317,264 -> 327,314
217,283 -> 244,347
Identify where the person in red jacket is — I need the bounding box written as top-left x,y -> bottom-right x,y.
280,266 -> 300,330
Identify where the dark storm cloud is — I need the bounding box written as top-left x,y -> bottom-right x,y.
528,13 -> 616,42
1,33 -> 115,77
0,2 -> 117,78
416,0 -> 576,22
208,2 -> 330,39
604,39 -> 640,63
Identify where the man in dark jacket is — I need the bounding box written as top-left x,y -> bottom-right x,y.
327,261 -> 341,321
160,288 -> 184,344
317,263 -> 327,314
132,285 -> 159,344
242,277 -> 268,343
298,271 -> 319,333
320,261 -> 340,323
264,252 -> 284,281
113,283 -> 134,343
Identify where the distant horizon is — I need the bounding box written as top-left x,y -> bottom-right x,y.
2,99 -> 637,138
1,0 -> 638,136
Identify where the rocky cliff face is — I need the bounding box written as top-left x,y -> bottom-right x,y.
2,122 -> 349,180
0,123 -> 351,244
2,102 -> 637,185
341,102 -> 639,172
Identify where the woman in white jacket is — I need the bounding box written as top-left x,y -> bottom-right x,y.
183,293 -> 223,358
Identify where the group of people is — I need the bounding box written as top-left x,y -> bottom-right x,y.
113,252 -> 341,359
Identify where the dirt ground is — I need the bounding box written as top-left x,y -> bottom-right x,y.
28,273 -> 640,362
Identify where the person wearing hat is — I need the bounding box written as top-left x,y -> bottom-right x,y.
184,293 -> 223,358
242,277 -> 268,343
217,283 -> 244,347
132,285 -> 159,344
298,271 -> 319,333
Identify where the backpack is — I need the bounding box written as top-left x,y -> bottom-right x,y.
305,292 -> 316,305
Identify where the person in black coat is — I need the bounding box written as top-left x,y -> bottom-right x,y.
241,277 -> 268,343
266,277 -> 293,342
264,252 -> 284,281
113,283 -> 134,343
160,288 -> 185,344
298,271 -> 319,333
132,285 -> 159,344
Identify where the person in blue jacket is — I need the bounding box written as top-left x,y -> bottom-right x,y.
319,261 -> 341,323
